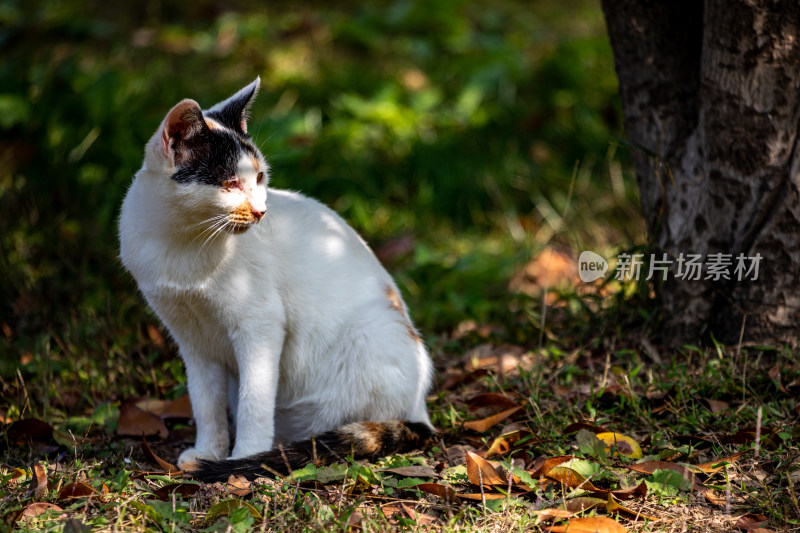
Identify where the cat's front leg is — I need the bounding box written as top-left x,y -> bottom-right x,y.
177,354 -> 229,467
229,324 -> 284,459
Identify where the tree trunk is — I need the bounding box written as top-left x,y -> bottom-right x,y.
602,0 -> 800,346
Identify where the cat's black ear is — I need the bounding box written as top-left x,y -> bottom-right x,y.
161,99 -> 206,156
205,77 -> 260,134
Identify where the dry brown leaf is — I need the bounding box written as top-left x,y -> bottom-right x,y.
463,406 -> 522,433
416,483 -> 460,503
118,401 -> 168,439
703,398 -> 729,413
467,393 -> 520,412
57,482 -> 98,502
562,496 -> 605,513
141,436 -> 181,474
486,429 -> 534,458
546,465 -> 602,492
146,323 -> 166,348
153,483 -> 201,500
702,487 -> 746,507
5,419 -> 54,445
400,502 -> 437,525
689,451 -> 746,474
735,514 -> 769,531
381,465 -> 437,478
438,369 -> 489,391
547,516 -> 629,533
605,493 -> 659,521
531,455 -> 577,478
28,464 -> 48,499
768,364 -> 787,393
533,508 -> 574,523
21,502 -> 63,518
226,474 -> 252,497
458,492 -> 509,501
465,450 -> 507,486
609,480 -> 647,500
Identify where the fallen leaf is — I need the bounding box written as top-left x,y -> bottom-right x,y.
146,323 -> 166,348
458,492 -> 510,501
381,465 -> 437,478
689,451 -> 746,474
533,508 -> 573,524
467,393 -> 520,412
416,483 -> 460,503
5,419 -> 54,445
141,437 -> 181,474
438,369 -> 489,391
465,450 -> 507,486
463,406 -> 522,433
562,497 -> 605,513
546,466 -> 602,492
703,398 -> 729,413
735,514 -> 769,531
703,487 -> 746,507
486,429 -> 535,458
137,395 -> 193,419
57,482 -> 98,502
154,483 -> 201,500
768,364 -> 787,393
609,480 -> 647,500
531,455 -> 577,478
547,516 -> 629,533
21,502 -> 63,518
226,474 -> 252,497
400,502 -> 437,525
605,493 -> 659,521
6,468 -> 27,485
628,461 -> 699,489
28,464 -> 48,499
118,401 -> 168,439
206,499 -> 261,522
595,432 -> 642,459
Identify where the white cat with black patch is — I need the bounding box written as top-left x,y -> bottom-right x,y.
119,78 -> 433,481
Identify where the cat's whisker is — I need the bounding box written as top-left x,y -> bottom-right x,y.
185,214 -> 227,231
198,217 -> 232,254
188,215 -> 230,245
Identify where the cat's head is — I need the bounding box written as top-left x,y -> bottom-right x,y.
143,78 -> 268,235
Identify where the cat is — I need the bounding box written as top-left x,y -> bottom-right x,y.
119,78 -> 434,482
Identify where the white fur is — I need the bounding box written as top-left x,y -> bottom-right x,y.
119,90 -> 433,466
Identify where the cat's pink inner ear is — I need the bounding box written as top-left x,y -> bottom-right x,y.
161,99 -> 204,154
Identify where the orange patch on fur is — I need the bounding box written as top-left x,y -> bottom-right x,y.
230,200 -> 256,223
385,286 -> 403,313
250,153 -> 260,172
385,285 -> 421,341
204,118 -> 221,130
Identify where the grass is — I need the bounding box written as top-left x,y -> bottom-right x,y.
2,0 -> 798,531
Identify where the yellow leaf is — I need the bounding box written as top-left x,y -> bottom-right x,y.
595,432 -> 642,459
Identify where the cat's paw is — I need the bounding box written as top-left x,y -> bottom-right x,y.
177,447 -> 223,469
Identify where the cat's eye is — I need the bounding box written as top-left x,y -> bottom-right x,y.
256,171 -> 264,184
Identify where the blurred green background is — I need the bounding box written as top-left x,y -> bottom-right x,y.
0,0 -> 643,405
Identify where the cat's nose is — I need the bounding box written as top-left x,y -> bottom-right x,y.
251,208 -> 265,221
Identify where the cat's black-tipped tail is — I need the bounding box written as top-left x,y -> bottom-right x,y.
184,421 -> 434,483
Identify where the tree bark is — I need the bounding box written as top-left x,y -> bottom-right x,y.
602,0 -> 800,345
